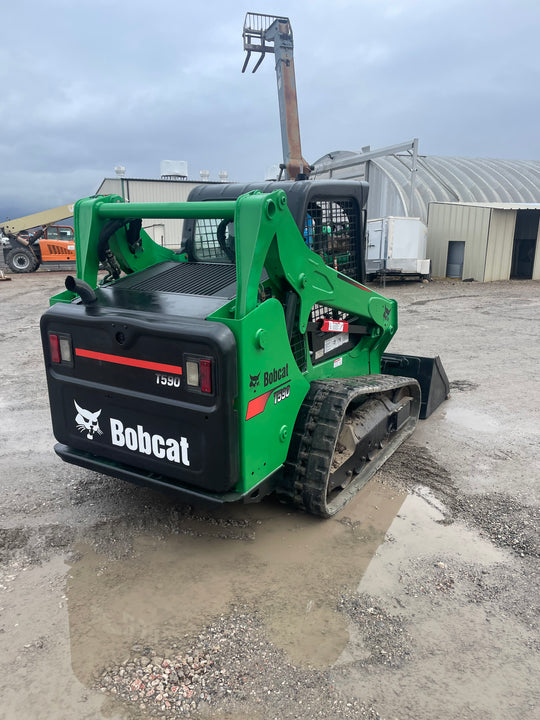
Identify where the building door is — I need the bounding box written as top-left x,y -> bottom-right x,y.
366,219 -> 385,277
446,241 -> 465,278
511,210 -> 539,279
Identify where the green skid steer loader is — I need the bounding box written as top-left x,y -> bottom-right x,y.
40,179 -> 448,517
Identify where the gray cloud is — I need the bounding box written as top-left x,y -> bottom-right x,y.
2,0 -> 539,219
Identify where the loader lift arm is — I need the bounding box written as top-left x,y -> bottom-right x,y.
54,190 -> 394,365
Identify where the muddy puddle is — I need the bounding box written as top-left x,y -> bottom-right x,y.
67,482 -> 406,686
2,479 -> 516,720
67,484 -> 510,689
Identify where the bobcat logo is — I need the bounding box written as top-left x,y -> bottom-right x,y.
249,372 -> 260,391
74,400 -> 103,440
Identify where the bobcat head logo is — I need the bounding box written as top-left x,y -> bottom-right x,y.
74,400 -> 103,440
249,372 -> 260,391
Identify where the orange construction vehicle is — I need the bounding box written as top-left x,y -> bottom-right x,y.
1,204 -> 75,273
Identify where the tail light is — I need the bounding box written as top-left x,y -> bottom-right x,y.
199,359 -> 212,393
49,333 -> 73,365
49,334 -> 61,363
185,356 -> 213,394
186,360 -> 199,387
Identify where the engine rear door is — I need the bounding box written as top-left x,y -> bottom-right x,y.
41,298 -> 239,493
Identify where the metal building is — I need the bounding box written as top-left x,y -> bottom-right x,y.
428,202 -> 540,281
96,178 -> 219,249
312,140 -> 540,225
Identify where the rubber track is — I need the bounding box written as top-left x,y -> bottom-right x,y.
279,376 -> 420,517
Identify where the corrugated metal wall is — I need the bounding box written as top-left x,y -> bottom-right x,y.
314,152 -> 540,224
366,164 -> 407,219
534,221 -> 540,280
313,161 -> 409,219
98,179 -> 205,249
427,203 -> 540,281
427,203 -> 491,279
484,209 -> 516,281
462,207 -> 491,280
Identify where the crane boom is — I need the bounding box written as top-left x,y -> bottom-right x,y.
242,12 -> 311,180
1,203 -> 75,237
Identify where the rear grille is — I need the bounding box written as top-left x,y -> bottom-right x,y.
123,262 -> 237,297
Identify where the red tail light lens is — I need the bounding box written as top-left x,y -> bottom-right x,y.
49,334 -> 61,363
199,359 -> 212,393
48,332 -> 73,365
184,355 -> 213,394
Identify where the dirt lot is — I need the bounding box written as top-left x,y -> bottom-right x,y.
0,270 -> 538,720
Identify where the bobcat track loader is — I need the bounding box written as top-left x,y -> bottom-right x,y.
40,180 -> 448,517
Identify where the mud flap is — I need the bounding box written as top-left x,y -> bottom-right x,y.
381,353 -> 450,419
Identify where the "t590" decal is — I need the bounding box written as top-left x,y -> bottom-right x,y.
245,382 -> 290,420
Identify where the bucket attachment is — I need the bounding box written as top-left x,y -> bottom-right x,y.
381,353 -> 449,419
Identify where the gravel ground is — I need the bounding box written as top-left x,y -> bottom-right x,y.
0,272 -> 539,720
95,608 -> 380,720
381,443 -> 540,558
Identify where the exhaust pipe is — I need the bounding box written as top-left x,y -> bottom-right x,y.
65,275 -> 97,305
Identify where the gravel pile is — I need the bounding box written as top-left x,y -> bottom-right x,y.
381,444 -> 539,558
0,522 -> 76,569
95,608 -> 380,719
458,492 -> 539,558
0,527 -> 30,564
399,560 -> 456,600
398,557 -> 484,608
98,649 -> 214,714
337,594 -> 413,668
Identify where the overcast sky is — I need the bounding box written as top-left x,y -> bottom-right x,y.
2,0 -> 540,219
